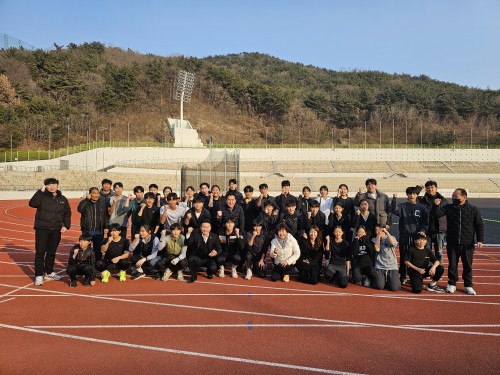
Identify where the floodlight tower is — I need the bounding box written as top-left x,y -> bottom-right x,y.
173,70 -> 196,129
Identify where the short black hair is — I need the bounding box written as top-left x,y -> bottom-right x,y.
259,183 -> 269,190
243,185 -> 254,193
425,180 -> 438,188
167,192 -> 178,201
193,196 -> 205,203
286,200 -> 296,207
281,180 -> 290,187
302,186 -> 311,193
405,186 -> 421,195
88,186 -> 99,194
149,184 -> 158,190
228,178 -> 237,185
310,200 -> 320,208
133,185 -> 144,193
319,185 -> 328,192
455,188 -> 468,197
144,192 -> 156,200
43,177 -> 59,185
79,232 -> 93,242
101,178 -> 112,186
109,223 -> 122,232
365,178 -> 377,186
113,182 -> 123,189
200,182 -> 210,189
170,223 -> 182,231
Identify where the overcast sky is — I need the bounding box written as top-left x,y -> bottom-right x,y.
2,0 -> 499,89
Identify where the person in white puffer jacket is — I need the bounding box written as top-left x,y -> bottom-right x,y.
269,223 -> 301,282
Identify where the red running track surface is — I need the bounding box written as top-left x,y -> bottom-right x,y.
0,199 -> 499,374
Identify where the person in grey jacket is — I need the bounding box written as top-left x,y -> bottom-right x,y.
433,188 -> 484,295
354,178 -> 391,228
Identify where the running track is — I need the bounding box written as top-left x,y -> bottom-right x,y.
0,200 -> 499,375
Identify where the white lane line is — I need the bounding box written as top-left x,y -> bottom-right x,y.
0,283 -> 499,337
0,297 -> 15,304
26,323 -> 366,329
404,324 -> 500,328
9,293 -> 500,298
0,323 -> 365,375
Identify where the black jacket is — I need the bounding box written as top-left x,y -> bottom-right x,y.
433,201 -> 484,245
418,193 -> 447,234
77,198 -> 109,232
29,189 -> 71,231
185,231 -> 222,259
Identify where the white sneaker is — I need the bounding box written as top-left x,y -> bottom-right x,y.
177,271 -> 184,281
161,269 -> 172,281
446,284 -> 456,293
231,265 -> 238,279
34,276 -> 44,286
245,269 -> 252,280
44,272 -> 62,281
465,287 -> 477,295
218,265 -> 225,278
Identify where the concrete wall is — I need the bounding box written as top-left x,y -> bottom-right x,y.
4,147 -> 499,171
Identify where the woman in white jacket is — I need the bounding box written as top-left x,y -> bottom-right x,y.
270,223 -> 301,282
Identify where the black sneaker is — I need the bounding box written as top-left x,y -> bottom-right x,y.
427,284 -> 445,293
131,272 -> 145,280
69,280 -> 77,288
206,273 -> 213,279
188,274 -> 197,283
151,273 -> 161,280
82,278 -> 90,286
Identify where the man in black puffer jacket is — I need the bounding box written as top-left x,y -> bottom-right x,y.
432,188 -> 484,295
77,187 -> 109,261
29,178 -> 72,286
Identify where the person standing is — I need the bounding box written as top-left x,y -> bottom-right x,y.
354,178 -> 392,228
433,188 -> 484,295
77,187 -> 109,261
418,181 -> 448,264
29,178 -> 71,286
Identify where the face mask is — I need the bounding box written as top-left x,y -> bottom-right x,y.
452,199 -> 462,205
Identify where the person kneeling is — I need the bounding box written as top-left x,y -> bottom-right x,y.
96,223 -> 130,283
185,220 -> 222,283
129,224 -> 160,280
404,234 -> 445,294
66,232 -> 96,288
269,224 -> 300,282
154,223 -> 187,281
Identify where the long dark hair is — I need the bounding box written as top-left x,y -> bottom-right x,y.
307,225 -> 323,251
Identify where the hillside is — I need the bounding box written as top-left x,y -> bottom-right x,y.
0,43 -> 499,149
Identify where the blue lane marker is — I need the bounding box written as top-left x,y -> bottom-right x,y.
247,321 -> 253,331
248,292 -> 252,298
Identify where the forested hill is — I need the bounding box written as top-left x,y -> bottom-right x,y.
0,43 -> 498,149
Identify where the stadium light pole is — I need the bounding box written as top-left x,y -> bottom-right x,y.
173,70 -> 196,147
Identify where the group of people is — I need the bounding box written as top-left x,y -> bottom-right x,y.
29,176 -> 484,295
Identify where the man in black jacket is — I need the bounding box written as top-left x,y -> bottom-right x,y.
77,187 -> 109,261
433,188 -> 484,295
418,181 -> 448,264
29,178 -> 72,286
185,220 -> 222,283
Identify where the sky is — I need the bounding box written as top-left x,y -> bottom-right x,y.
1,0 -> 499,90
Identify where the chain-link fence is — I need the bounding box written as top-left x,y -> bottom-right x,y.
180,148 -> 239,192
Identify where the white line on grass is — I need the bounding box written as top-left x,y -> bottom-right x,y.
0,323 -> 365,375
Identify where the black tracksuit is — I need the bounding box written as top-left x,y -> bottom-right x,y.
29,189 -> 71,277
350,235 -> 377,284
77,198 -> 109,260
66,245 -> 96,282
